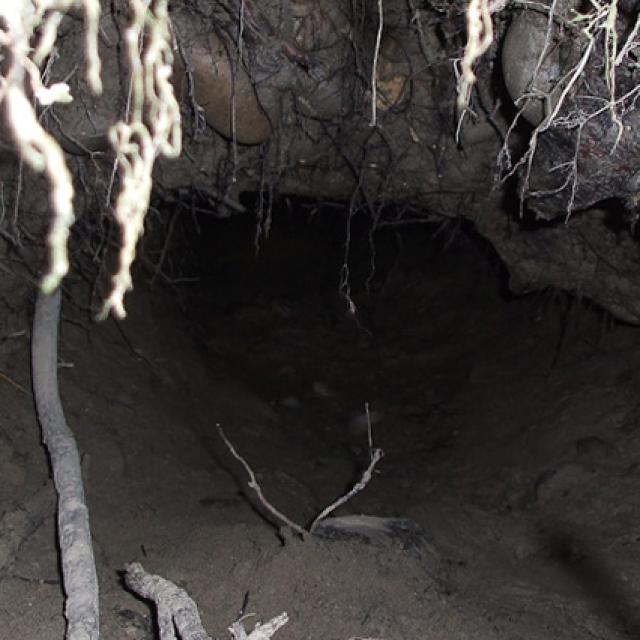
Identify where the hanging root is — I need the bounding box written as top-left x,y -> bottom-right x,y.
32,288 -> 99,640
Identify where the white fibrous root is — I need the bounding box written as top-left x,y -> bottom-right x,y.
457,0 -> 494,113
0,0 -> 101,293
98,0 -> 182,320
0,2 -> 181,317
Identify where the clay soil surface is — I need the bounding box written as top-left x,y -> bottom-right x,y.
2,213 -> 640,639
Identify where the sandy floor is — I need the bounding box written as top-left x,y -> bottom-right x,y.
2,217 -> 640,639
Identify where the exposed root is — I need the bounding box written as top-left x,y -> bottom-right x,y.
370,0 -> 384,127
98,0 -> 182,320
32,288 -> 99,640
1,1 -> 182,319
126,561 -> 290,640
457,0 -> 496,115
124,562 -> 214,640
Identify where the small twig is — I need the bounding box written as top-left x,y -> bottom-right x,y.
309,447 -> 384,534
150,208 -> 179,286
209,189 -> 247,214
12,160 -> 24,247
173,26 -> 207,141
310,404 -> 384,533
217,424 -> 308,539
365,401 -> 374,455
339,183 -> 360,318
166,187 -> 247,216
532,0 -> 559,82
228,612 -> 289,640
370,0 -> 384,127
0,370 -> 30,395
376,215 -> 441,227
615,11 -> 640,65
231,0 -> 246,182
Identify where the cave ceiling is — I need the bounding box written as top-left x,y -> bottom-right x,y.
1,0 -> 640,321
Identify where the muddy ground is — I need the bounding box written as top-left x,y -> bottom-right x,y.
2,209 -> 640,639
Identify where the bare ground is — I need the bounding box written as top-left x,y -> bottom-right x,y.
2,214 -> 640,639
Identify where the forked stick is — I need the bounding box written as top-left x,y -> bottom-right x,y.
218,406 -> 384,539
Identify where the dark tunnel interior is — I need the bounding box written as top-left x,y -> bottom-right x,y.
5,196 -> 640,640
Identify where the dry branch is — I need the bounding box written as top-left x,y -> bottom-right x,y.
217,424 -> 308,539
229,612 -> 289,640
218,414 -> 384,539
125,563 -> 289,640
309,447 -> 384,534
125,562 -> 213,640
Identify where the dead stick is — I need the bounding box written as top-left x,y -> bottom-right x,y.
32,288 -> 99,640
309,448 -> 384,534
217,424 -> 308,539
0,370 -> 30,395
125,562 -> 212,640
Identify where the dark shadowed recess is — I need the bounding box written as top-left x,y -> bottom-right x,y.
168,193 -> 506,306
